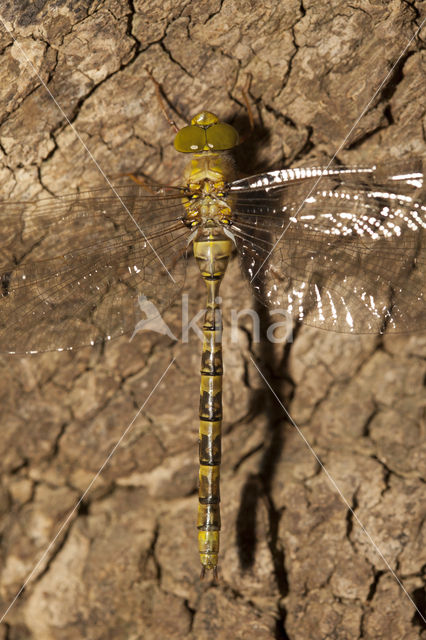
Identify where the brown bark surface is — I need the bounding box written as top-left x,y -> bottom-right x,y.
0,1 -> 425,638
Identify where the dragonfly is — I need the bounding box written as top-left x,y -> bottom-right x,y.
0,109 -> 425,579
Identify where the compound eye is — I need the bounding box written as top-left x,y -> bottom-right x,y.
205,123 -> 239,151
174,125 -> 206,152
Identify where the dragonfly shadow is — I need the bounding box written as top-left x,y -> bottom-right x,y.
235,294 -> 301,598
412,587 -> 426,630
233,110 -> 272,176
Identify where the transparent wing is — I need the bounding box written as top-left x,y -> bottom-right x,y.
0,185 -> 190,353
230,158 -> 425,333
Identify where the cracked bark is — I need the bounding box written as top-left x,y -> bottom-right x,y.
0,1 -> 425,639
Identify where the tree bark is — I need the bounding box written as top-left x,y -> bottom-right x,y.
0,1 -> 425,638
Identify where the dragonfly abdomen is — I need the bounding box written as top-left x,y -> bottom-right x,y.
194,229 -> 233,576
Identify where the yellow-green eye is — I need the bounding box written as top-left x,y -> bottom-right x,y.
174,111 -> 239,153
205,123 -> 239,150
174,125 -> 206,152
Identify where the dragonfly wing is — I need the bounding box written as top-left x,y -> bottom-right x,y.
0,186 -> 190,353
231,159 -> 425,333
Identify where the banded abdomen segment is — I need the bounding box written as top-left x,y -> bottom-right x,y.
193,228 -> 233,577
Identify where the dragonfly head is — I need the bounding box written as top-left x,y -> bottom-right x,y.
174,110 -> 239,153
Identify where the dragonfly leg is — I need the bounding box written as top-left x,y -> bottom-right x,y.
145,67 -> 180,133
110,172 -> 159,192
238,73 -> 255,144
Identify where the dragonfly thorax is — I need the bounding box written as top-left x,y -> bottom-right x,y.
181,152 -> 235,232
183,150 -> 236,185
182,176 -> 233,230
